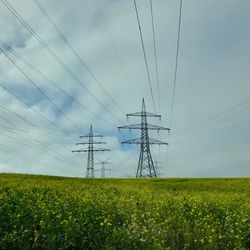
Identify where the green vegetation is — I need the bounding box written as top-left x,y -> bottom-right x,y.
0,174 -> 249,249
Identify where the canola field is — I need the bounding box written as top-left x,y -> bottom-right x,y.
0,174 -> 249,250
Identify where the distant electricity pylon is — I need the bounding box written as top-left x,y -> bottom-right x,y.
72,125 -> 110,178
118,98 -> 169,178
95,159 -> 113,178
154,160 -> 163,177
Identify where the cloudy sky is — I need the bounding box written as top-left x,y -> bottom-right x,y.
0,0 -> 249,177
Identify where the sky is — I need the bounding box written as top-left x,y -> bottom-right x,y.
0,0 -> 249,178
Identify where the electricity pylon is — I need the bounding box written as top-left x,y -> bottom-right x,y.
95,159 -> 113,178
72,125 -> 110,178
154,160 -> 163,177
118,98 -> 169,178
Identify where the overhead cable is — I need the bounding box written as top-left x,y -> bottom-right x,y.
169,0 -> 183,128
0,47 -> 75,135
133,0 -> 156,113
0,40 -> 115,128
1,0 -> 122,123
33,0 -> 127,115
150,0 -> 160,112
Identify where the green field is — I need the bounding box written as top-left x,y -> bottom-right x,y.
0,174 -> 249,249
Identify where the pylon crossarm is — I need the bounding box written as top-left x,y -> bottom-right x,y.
72,148 -> 109,153
126,111 -> 161,118
118,124 -> 141,130
72,149 -> 86,153
95,162 -> 112,165
121,138 -> 142,144
80,134 -> 103,138
119,123 -> 170,130
75,141 -> 106,145
148,138 -> 168,145
146,124 -> 170,131
122,137 -> 168,145
93,149 -> 110,152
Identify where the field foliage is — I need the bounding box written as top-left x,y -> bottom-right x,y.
0,174 -> 250,249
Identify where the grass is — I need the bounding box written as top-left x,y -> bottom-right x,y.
0,173 -> 249,249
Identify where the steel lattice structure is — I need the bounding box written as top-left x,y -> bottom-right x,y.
95,159 -> 113,178
72,125 -> 110,178
118,98 -> 169,178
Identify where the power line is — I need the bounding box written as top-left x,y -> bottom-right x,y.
0,142 -> 38,163
33,0 -> 127,115
0,0 -> 122,123
0,85 -> 71,145
0,40 -> 115,129
0,102 -> 40,132
0,137 -> 80,175
0,104 -> 75,165
176,98 -> 250,134
149,0 -> 162,168
150,0 -> 160,112
166,0 -> 183,173
169,0 -> 183,129
133,0 -> 156,113
0,82 -> 68,136
0,98 -> 68,147
0,47 -> 79,135
0,124 -> 74,166
170,99 -> 250,145
0,116 -> 26,133
94,0 -> 137,100
174,105 -> 250,140
0,104 -> 77,166
173,119 -> 250,145
111,0 -> 142,92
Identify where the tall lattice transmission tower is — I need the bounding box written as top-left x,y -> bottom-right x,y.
72,125 -> 110,178
118,98 -> 169,178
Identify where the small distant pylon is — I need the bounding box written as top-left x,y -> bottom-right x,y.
154,160 -> 163,177
72,125 -> 110,178
95,159 -> 113,178
118,98 -> 169,178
